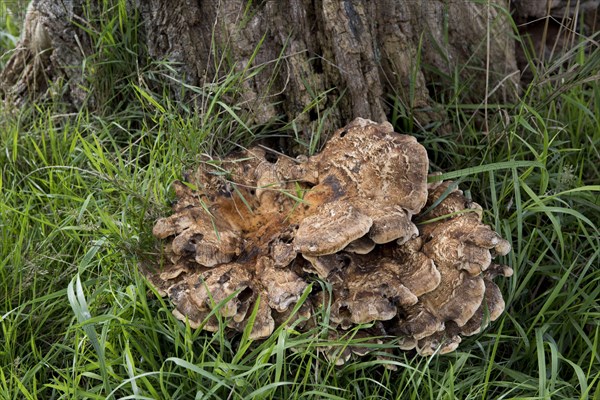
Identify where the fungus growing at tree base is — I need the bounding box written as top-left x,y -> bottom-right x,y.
144,118 -> 512,360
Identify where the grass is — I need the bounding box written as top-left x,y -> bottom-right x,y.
1,2 -> 599,399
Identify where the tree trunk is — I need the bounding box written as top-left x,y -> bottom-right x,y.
1,0 -> 596,139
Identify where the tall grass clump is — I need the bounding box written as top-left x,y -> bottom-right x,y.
1,1 -> 599,399
0,1 -> 25,69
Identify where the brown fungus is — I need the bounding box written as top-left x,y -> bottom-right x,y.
389,182 -> 513,354
144,118 -> 512,359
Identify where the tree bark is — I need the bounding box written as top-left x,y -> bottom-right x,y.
1,0 -> 594,140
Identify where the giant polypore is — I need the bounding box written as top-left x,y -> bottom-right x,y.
144,118 -> 512,360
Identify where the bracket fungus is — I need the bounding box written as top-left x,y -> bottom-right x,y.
145,118 -> 512,359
